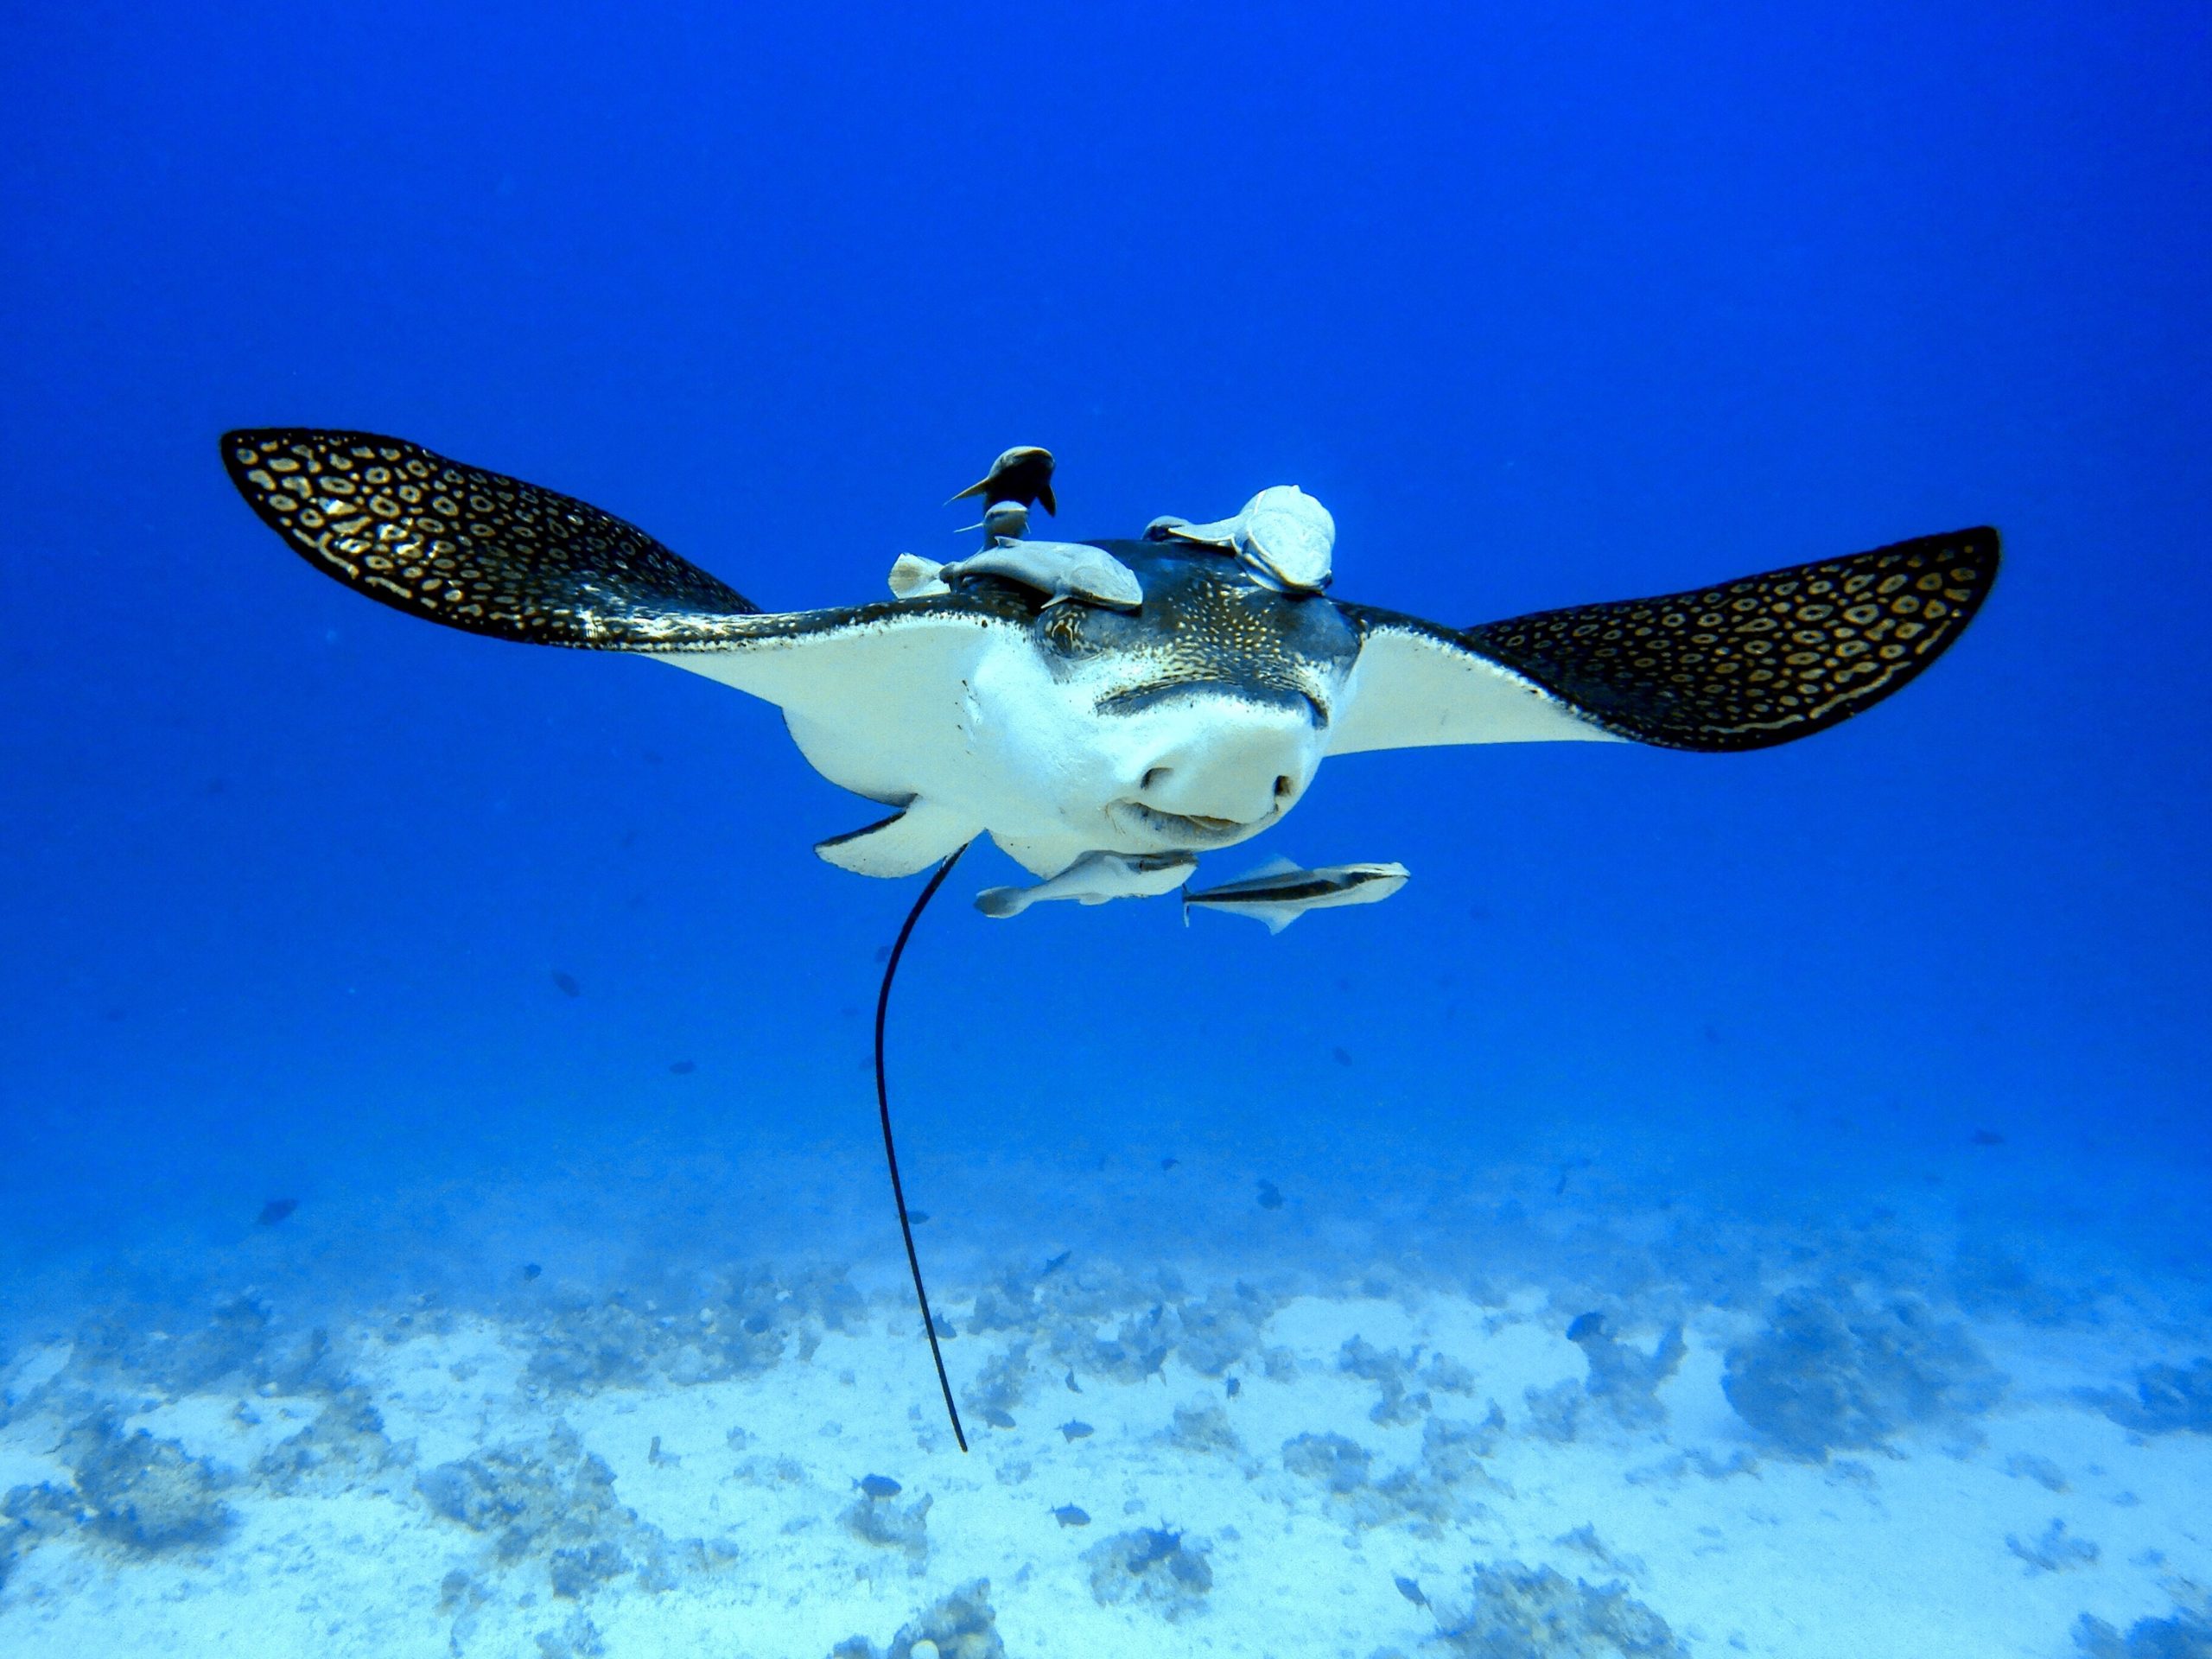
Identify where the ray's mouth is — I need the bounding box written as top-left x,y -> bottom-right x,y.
1111,800 -> 1277,846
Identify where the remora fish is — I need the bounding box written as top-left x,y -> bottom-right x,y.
975,849 -> 1198,918
896,538 -> 1145,610
1181,855 -> 1408,933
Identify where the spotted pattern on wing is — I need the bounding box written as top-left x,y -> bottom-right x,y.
1462,529 -> 1999,751
222,429 -> 762,647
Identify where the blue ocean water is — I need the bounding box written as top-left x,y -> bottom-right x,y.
3,4 -> 2207,1655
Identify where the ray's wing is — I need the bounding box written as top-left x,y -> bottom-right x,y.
1329,528 -> 1999,755
1326,607 -> 1628,753
224,428 -> 767,645
223,428 -> 1020,810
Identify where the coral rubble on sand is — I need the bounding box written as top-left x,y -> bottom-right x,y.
1165,1397 -> 1242,1456
1571,1319 -> 1687,1431
4,1409 -> 233,1560
416,1423 -> 671,1598
841,1485 -> 933,1571
1,1227 -> 2208,1658
2087,1359 -> 2212,1437
1280,1408 -> 1501,1535
1723,1282 -> 2005,1459
255,1387 -> 404,1493
831,1578 -> 1006,1659
524,1268 -> 863,1395
2073,1582 -> 2212,1657
1433,1560 -> 1687,1656
2007,1518 -> 2101,1575
1083,1527 -> 1214,1619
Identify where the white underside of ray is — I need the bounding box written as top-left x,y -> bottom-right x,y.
645,607 -> 1320,879
642,604 -> 1619,882
1327,623 -> 1626,755
652,609 -> 994,868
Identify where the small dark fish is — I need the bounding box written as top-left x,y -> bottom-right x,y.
1256,1180 -> 1283,1211
1395,1574 -> 1428,1608
1052,1504 -> 1091,1528
1059,1421 -> 1094,1442
1972,1128 -> 2005,1147
1567,1312 -> 1607,1344
551,970 -> 582,997
874,944 -> 892,963
669,1059 -> 696,1075
1332,1046 -> 1354,1067
1160,1156 -> 1179,1170
1065,1369 -> 1083,1393
256,1198 -> 297,1227
1225,1376 -> 1241,1397
855,1474 -> 901,1500
1041,1249 -> 1071,1275
909,1210 -> 931,1225
1128,1527 -> 1183,1568
982,1408 -> 1016,1429
523,1263 -> 542,1280
950,445 -> 1058,514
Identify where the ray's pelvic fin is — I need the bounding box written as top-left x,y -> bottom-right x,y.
817,799 -> 982,877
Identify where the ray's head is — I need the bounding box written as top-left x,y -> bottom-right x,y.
961,539 -> 1359,858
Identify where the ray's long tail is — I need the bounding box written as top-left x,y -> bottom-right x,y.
874,843 -> 974,1452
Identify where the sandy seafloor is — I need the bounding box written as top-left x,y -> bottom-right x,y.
3,1135 -> 2209,1659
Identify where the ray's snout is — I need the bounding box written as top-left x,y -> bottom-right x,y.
1129,701 -> 1319,826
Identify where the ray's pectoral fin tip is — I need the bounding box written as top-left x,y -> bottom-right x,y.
219,427 -> 762,647
1457,524 -> 2002,753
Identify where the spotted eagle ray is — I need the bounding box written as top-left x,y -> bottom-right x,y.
220,429 -> 1999,1447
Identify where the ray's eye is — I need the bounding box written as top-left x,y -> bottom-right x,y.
1041,604 -> 1090,657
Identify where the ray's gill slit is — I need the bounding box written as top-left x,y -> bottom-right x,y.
874,840 -> 975,1452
